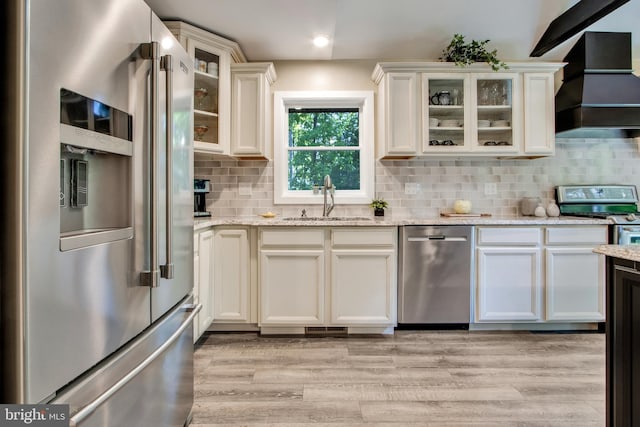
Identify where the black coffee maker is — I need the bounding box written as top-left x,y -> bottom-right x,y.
194,179 -> 211,217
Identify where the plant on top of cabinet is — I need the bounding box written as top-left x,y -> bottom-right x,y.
440,34 -> 508,71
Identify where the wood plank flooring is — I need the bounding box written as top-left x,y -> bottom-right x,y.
192,330 -> 605,426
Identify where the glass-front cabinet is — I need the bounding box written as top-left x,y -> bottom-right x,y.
422,72 -> 521,154
423,74 -> 469,153
165,21 -> 246,155
471,74 -> 521,153
193,48 -> 220,147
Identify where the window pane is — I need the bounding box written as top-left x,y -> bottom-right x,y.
288,150 -> 360,190
288,109 -> 359,147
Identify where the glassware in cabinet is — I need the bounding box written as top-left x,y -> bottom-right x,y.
475,77 -> 517,150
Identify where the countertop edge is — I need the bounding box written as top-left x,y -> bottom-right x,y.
194,216 -> 611,230
594,244 -> 640,262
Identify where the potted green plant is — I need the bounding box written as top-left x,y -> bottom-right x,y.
440,34 -> 508,71
369,198 -> 389,217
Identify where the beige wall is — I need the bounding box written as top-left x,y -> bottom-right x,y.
271,60 -> 377,92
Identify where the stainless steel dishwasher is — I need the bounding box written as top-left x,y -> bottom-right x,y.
398,225 -> 473,325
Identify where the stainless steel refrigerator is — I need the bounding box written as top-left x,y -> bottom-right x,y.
1,0 -> 199,425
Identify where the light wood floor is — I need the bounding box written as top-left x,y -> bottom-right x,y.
192,330 -> 605,426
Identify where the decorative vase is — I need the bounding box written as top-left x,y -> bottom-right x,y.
374,208 -> 385,217
546,201 -> 560,217
534,204 -> 547,217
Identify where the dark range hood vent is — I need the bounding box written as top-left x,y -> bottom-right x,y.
555,32 -> 640,138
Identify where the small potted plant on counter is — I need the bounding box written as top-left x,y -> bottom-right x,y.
369,198 -> 389,217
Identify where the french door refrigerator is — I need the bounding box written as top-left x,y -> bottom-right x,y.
1,0 -> 199,425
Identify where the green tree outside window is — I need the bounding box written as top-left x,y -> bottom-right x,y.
287,109 -> 361,191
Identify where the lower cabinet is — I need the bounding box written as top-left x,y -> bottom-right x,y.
608,257 -> 640,426
193,233 -> 200,343
476,227 -> 542,321
475,226 -> 607,323
195,228 -> 214,341
213,227 -> 252,323
330,230 -> 396,325
259,227 -> 397,332
544,226 -> 606,321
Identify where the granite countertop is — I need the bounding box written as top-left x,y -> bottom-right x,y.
594,245 -> 640,262
194,215 -> 610,230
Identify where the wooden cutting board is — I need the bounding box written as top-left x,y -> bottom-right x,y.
440,212 -> 492,217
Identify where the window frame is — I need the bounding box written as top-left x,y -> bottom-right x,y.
273,90 -> 374,205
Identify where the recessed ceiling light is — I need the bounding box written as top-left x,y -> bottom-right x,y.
313,35 -> 329,48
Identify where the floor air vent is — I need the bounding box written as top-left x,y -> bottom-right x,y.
304,326 -> 348,336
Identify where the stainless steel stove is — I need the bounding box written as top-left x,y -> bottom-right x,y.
556,184 -> 640,244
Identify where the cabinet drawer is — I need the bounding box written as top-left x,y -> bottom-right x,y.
260,228 -> 325,248
331,228 -> 396,248
477,227 -> 541,245
546,226 -> 608,245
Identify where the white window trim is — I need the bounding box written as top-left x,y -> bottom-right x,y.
273,90 -> 374,205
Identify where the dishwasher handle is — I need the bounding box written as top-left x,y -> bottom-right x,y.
407,236 -> 468,242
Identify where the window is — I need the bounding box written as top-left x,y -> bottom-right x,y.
274,91 -> 374,204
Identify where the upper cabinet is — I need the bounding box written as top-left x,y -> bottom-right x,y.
230,63 -> 277,159
371,62 -> 564,159
164,21 -> 246,155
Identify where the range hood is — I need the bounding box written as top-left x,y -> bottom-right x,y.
555,32 -> 640,138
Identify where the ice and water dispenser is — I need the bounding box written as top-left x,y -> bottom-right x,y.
59,88 -> 133,251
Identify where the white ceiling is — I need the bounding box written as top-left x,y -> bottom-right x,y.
144,0 -> 640,65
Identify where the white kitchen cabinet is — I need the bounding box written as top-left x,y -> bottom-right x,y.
230,63 -> 276,159
258,227 -> 397,331
165,21 -> 246,155
196,229 -> 214,336
330,229 -> 397,325
475,225 -> 607,324
523,73 -> 556,156
371,62 -> 563,159
372,71 -> 421,158
192,233 -> 200,342
476,227 -> 543,322
213,227 -> 251,322
545,227 -> 607,321
259,229 -> 326,325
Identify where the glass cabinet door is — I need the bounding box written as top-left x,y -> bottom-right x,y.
473,74 -> 520,152
193,47 -> 220,148
423,74 -> 469,152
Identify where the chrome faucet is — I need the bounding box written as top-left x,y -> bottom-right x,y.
322,175 -> 335,217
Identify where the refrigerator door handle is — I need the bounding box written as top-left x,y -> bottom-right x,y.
139,41 -> 160,287
67,303 -> 202,427
160,54 -> 174,280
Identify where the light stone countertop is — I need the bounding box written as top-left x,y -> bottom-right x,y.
194,215 -> 610,231
593,245 -> 640,262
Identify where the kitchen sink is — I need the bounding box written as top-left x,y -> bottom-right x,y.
283,216 -> 373,221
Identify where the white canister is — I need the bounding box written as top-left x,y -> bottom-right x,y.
520,197 -> 541,216
207,62 -> 218,77
534,205 -> 547,217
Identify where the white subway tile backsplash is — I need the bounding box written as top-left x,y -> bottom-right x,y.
194,139 -> 640,218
